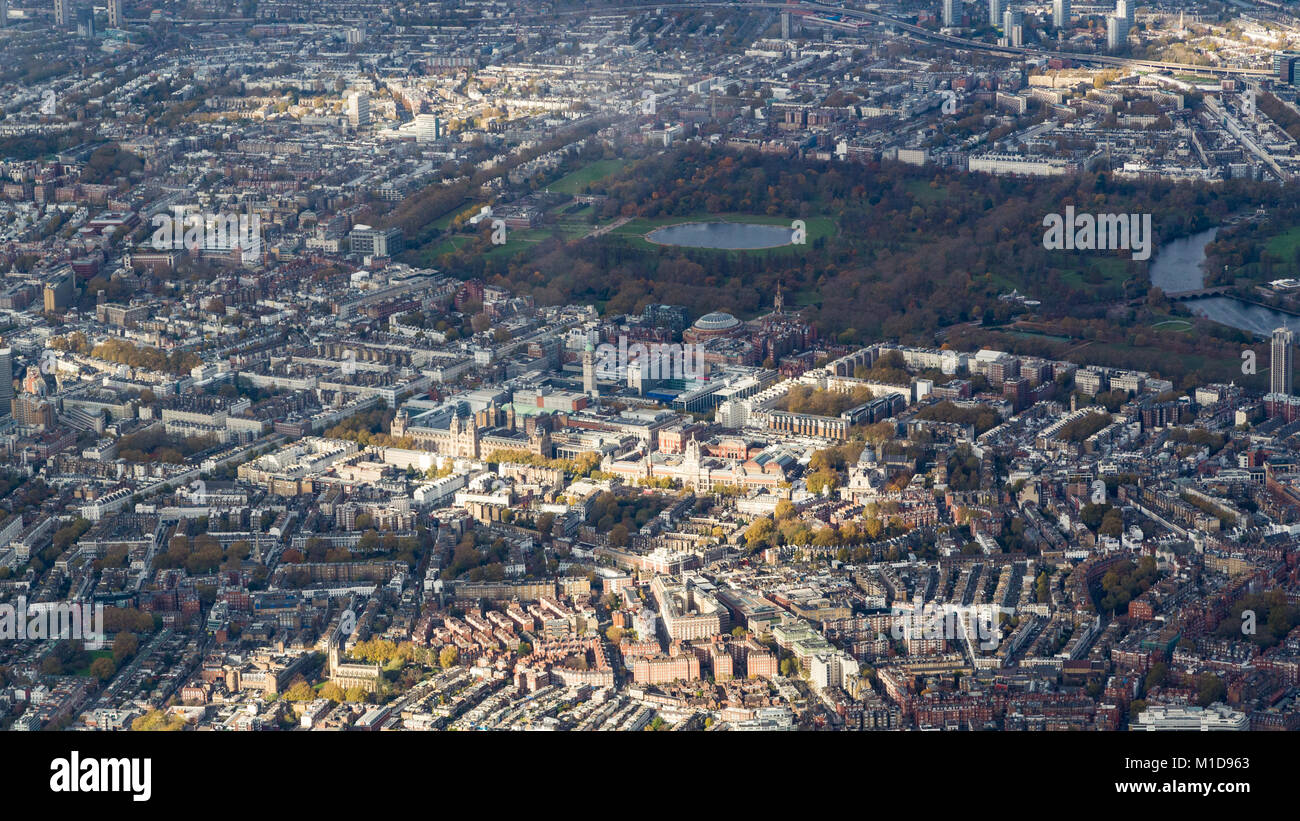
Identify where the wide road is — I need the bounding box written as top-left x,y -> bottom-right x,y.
145,2 -> 1278,77
550,1 -> 1274,78
782,1 -> 1273,77
147,2 -> 1275,78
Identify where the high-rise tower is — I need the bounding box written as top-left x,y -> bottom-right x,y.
1053,0 -> 1071,28
1272,327 -> 1294,396
0,348 -> 12,415
942,0 -> 960,27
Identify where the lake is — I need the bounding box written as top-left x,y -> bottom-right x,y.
1148,227 -> 1219,295
645,221 -> 794,250
1149,226 -> 1300,336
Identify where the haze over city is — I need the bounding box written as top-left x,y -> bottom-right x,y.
0,0 -> 1297,765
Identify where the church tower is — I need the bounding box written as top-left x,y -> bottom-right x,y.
327,630 -> 341,676
582,342 -> 597,397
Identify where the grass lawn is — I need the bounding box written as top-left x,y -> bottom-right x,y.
987,271 -> 1020,292
421,235 -> 474,258
551,200 -> 594,219
415,215 -> 618,264
1008,328 -> 1073,344
480,225 -> 589,260
429,204 -> 479,231
1265,225 -> 1300,267
794,289 -> 822,307
551,222 -> 595,239
1057,257 -> 1129,291
549,159 -> 629,194
906,179 -> 951,204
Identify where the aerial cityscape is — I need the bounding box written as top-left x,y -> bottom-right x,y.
2,0 -> 1300,743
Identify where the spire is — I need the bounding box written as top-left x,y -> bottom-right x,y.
774,281 -> 784,314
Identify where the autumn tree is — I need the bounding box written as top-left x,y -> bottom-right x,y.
439,646 -> 460,669
88,656 -> 116,682
283,680 -> 316,702
744,516 -> 775,550
319,682 -> 346,703
112,631 -> 138,664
